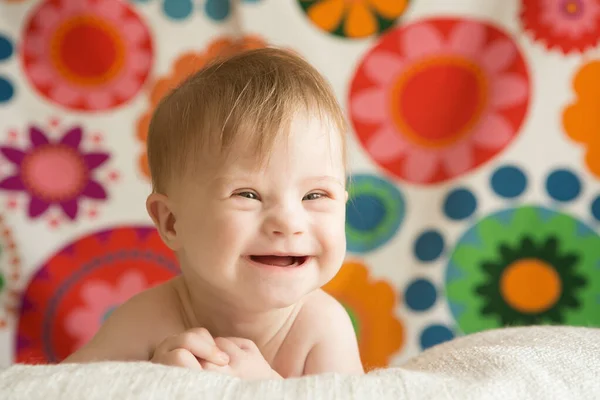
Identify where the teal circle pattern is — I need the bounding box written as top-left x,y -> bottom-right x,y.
346,174 -> 405,253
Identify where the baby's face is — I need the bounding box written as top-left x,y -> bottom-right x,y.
172,113 -> 347,310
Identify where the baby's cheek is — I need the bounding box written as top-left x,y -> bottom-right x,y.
190,213 -> 239,245
319,219 -> 346,265
325,213 -> 347,244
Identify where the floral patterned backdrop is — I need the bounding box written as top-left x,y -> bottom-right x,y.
1,0 -> 600,371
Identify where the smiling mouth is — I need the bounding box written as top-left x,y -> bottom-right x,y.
249,255 -> 309,267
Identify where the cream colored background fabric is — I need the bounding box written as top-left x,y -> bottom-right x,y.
1,0 -> 600,373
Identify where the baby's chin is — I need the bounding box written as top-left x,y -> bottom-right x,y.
237,283 -> 321,311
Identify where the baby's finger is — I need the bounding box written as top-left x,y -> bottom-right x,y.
156,349 -> 202,370
188,327 -> 216,345
214,337 -> 245,357
167,332 -> 229,366
200,360 -> 232,374
221,337 -> 258,352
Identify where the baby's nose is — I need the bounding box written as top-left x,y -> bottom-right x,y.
271,226 -> 303,236
266,206 -> 306,237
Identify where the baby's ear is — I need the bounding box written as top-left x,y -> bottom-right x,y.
146,193 -> 181,250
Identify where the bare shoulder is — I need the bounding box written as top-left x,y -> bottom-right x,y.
62,277 -> 185,363
297,289 -> 351,330
294,290 -> 364,375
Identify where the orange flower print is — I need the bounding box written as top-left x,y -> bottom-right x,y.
562,60 -> 600,178
298,0 -> 410,39
323,260 -> 404,370
136,35 -> 266,180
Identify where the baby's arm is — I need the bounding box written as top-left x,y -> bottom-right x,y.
301,292 -> 364,375
63,283 -> 176,363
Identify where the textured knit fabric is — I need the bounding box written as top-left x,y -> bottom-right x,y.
1,326 -> 598,399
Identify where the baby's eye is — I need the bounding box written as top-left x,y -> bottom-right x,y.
236,191 -> 259,200
303,192 -> 324,201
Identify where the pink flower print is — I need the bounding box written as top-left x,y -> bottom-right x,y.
64,270 -> 150,349
0,125 -> 110,220
21,0 -> 153,111
349,18 -> 530,185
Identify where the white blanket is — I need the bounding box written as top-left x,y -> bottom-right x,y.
1,326 -> 598,399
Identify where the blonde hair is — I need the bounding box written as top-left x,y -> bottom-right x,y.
147,47 -> 347,194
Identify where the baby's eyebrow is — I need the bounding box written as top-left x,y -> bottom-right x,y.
210,174 -> 253,187
210,174 -> 345,188
304,176 -> 345,187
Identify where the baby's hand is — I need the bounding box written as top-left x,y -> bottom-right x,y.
150,327 -> 229,370
202,337 -> 280,380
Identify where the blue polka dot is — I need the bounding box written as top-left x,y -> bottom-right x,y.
414,230 -> 444,262
491,165 -> 527,199
346,174 -> 405,254
163,0 -> 194,20
0,77 -> 14,103
0,34 -> 13,61
420,325 -> 454,350
205,0 -> 230,20
591,196 -> 600,222
348,195 -> 385,231
443,188 -> 477,220
405,279 -> 437,311
546,169 -> 581,202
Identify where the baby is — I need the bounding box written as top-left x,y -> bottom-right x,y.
64,47 -> 364,379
